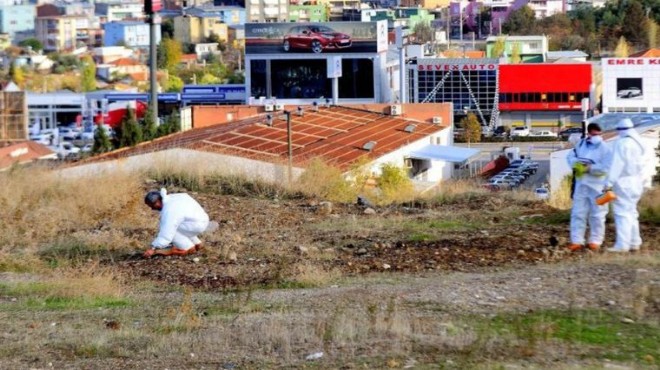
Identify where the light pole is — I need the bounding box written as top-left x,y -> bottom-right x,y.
285,110 -> 293,185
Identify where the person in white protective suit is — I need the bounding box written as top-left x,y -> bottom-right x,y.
143,188 -> 210,258
566,123 -> 611,252
604,118 -> 647,253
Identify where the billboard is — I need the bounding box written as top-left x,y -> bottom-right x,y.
245,21 -> 387,55
616,78 -> 643,100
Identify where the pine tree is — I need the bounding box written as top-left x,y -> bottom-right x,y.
491,37 -> 506,58
92,124 -> 113,154
621,0 -> 648,48
648,20 -> 658,49
119,108 -> 143,147
158,110 -> 180,137
614,36 -> 631,57
142,105 -> 158,141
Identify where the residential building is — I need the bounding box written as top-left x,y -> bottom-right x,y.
93,46 -> 135,63
486,35 -> 548,63
95,1 -> 145,23
288,0 -> 327,22
36,15 -> 91,52
566,0 -> 606,11
104,21 -> 160,48
97,57 -> 148,81
194,43 -> 218,58
0,33 -> 9,50
545,50 -> 588,63
399,0 -> 450,9
355,7 -> 434,29
246,0 -> 289,22
174,14 -> 228,45
0,5 -> 36,37
184,6 -> 246,26
326,0 -> 361,21
228,25 -> 244,48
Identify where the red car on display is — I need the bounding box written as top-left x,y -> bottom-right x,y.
283,25 -> 352,54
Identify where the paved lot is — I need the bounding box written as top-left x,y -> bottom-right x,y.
457,142 -> 559,189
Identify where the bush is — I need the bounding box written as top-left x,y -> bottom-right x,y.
378,163 -> 414,204
295,158 -> 355,202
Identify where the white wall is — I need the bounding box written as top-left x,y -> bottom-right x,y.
602,58 -> 660,113
59,148 -> 305,184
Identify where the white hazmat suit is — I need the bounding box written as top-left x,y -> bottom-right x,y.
152,189 -> 210,251
567,135 -> 611,247
606,119 -> 647,252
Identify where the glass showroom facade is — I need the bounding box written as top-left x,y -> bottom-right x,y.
408,58 -> 499,126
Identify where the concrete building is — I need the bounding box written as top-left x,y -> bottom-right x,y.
399,0 -> 450,9
246,0 -> 289,22
184,5 -> 246,26
289,1 -> 327,22
174,14 -> 228,45
95,1 -> 145,23
228,25 -> 244,49
0,5 -> 36,37
601,57 -> 660,114
36,15 -> 90,52
64,104 -> 466,189
104,21 -> 160,48
486,35 -> 548,63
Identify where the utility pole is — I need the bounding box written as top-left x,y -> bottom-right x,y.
285,111 -> 293,185
146,0 -> 161,125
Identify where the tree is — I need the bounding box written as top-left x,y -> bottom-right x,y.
9,63 -> 24,87
460,113 -> 481,144
142,105 -> 158,141
161,19 -> 174,39
621,0 -> 648,48
158,110 -> 180,137
502,5 -> 536,35
614,36 -> 631,57
18,38 -> 43,52
412,21 -> 434,44
158,38 -> 183,72
648,20 -> 658,49
92,124 -> 113,154
119,108 -> 143,147
491,37 -> 506,58
511,42 -> 522,63
80,55 -> 96,92
165,74 -> 184,92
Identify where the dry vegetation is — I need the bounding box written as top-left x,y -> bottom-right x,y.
0,162 -> 658,369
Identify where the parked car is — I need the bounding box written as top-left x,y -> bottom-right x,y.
58,126 -> 81,141
529,130 -> 558,138
53,142 -> 81,159
486,179 -> 513,189
30,133 -> 53,146
559,127 -> 583,140
283,25 -> 352,54
81,124 -> 114,141
510,126 -> 530,137
617,87 -> 642,99
493,126 -> 507,137
81,143 -> 93,153
534,187 -> 550,200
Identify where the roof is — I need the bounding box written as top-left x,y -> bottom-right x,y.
104,21 -> 147,26
408,145 -> 480,163
0,141 -> 55,170
109,57 -> 141,66
546,50 -> 588,59
499,63 -> 592,93
181,54 -> 197,61
441,50 -> 486,58
630,48 -> 660,57
78,106 -> 448,170
486,35 -> 547,42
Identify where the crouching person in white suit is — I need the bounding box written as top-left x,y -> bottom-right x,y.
143,188 -> 210,258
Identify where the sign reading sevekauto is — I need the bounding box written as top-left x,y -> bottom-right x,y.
606,58 -> 660,65
417,63 -> 497,71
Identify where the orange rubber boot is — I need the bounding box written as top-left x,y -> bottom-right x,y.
587,243 -> 600,251
568,243 -> 583,252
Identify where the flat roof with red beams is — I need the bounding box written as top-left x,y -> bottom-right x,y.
499,64 -> 592,93
79,105 -> 450,170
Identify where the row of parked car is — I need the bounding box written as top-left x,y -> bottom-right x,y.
29,124 -> 115,160
483,159 -> 540,191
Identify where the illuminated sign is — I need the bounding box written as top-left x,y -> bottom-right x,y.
417,64 -> 497,71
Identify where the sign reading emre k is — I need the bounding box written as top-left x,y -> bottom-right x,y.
606,58 -> 660,65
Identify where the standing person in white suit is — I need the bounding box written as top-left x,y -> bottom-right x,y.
566,123 -> 612,252
604,118 -> 647,253
143,188 -> 210,258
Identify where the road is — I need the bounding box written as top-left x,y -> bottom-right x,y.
457,142 -> 558,189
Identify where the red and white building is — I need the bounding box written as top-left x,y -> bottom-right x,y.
602,58 -> 660,114
498,63 -> 593,128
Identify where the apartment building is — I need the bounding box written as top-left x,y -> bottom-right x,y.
0,4 -> 36,37
95,1 -> 145,23
36,15 -> 90,52
174,14 -> 228,45
185,5 -> 246,26
486,35 -> 548,63
289,0 -> 327,22
104,21 -> 160,48
246,0 -> 288,22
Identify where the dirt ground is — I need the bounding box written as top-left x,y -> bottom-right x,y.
117,191 -> 659,291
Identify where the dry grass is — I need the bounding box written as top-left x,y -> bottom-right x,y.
548,175 -> 573,210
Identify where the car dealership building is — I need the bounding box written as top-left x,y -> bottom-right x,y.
243,21 -> 398,105
601,58 -> 660,114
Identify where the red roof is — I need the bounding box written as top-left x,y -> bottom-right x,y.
499,64 -> 592,93
181,54 -> 197,62
78,106 -> 449,170
109,58 -> 141,66
630,48 -> 660,57
0,141 -> 55,170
